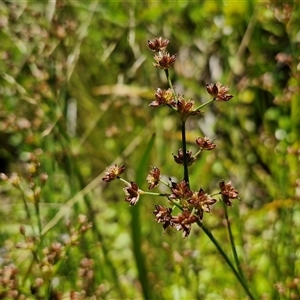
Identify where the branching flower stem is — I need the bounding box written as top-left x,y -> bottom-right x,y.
162,67 -> 255,299
164,68 -> 189,183
103,37 -> 255,299
16,186 -> 37,236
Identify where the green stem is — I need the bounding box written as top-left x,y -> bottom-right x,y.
118,176 -> 131,185
159,177 -> 170,187
167,195 -> 254,298
168,198 -> 255,298
162,59 -> 253,298
18,187 -> 36,236
194,98 -> 215,111
167,197 -> 182,210
21,249 -> 40,288
35,203 -> 42,235
34,202 -> 44,250
197,221 -> 255,300
193,149 -> 202,158
223,202 -> 247,282
164,68 -> 189,183
164,69 -> 179,104
181,120 -> 189,183
142,191 -> 167,197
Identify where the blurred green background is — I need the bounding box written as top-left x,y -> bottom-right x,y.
0,1 -> 300,299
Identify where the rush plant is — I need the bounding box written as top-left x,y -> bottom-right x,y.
102,37 -> 255,299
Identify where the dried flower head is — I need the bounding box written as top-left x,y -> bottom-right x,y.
171,210 -> 198,238
153,52 -> 176,69
173,148 -> 196,166
149,88 -> 175,107
196,136 -> 216,150
206,82 -> 233,101
176,96 -> 200,120
146,167 -> 161,189
153,205 -> 173,230
148,37 -> 170,52
124,181 -> 141,206
169,180 -> 193,200
188,188 -> 217,215
219,180 -> 239,206
102,164 -> 126,182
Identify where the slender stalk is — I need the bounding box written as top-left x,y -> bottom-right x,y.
193,149 -> 202,158
118,176 -> 131,185
131,133 -> 157,300
35,203 -> 43,235
21,192 -> 31,220
197,221 -> 255,300
194,98 -> 215,111
181,120 -> 189,183
142,191 -> 167,197
164,69 -> 170,86
21,249 -> 40,289
167,195 -> 255,299
34,202 -> 44,250
168,196 -> 255,298
223,202 -> 246,280
130,205 -> 151,300
164,69 -> 176,99
18,188 -> 36,236
164,68 -> 189,183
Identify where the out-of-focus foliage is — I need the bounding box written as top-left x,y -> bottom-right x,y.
0,0 -> 299,299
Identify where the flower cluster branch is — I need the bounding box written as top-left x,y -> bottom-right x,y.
102,37 -> 238,238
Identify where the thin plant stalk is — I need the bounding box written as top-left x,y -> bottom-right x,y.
181,120 -> 189,183
132,134 -> 157,300
197,221 -> 255,300
164,69 -> 176,100
18,187 -> 36,236
34,203 -> 43,235
103,37 -> 256,299
168,194 -> 254,298
223,202 -> 247,282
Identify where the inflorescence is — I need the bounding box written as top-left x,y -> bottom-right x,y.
102,37 -> 238,238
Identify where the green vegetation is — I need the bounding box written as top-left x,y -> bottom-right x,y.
0,1 -> 299,299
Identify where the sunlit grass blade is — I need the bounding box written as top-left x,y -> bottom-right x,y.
130,133 -> 156,300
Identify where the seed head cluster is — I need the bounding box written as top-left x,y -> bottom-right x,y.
102,38 -> 238,237
206,82 -> 233,101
